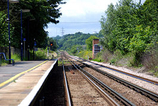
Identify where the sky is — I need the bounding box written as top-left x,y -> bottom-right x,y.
45,0 -> 146,37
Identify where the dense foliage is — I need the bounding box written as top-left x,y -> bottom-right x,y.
0,11 -> 8,47
53,32 -> 103,54
100,0 -> 158,63
85,36 -> 99,51
0,0 -> 63,50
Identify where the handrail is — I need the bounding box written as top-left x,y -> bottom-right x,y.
0,52 -> 15,66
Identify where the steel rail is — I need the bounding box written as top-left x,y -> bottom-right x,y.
69,56 -> 158,102
82,62 -> 158,102
75,56 -> 158,86
62,61 -> 72,106
70,59 -> 135,106
67,58 -> 135,106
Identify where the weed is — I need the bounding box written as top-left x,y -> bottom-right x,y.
58,60 -> 63,65
92,59 -> 103,62
13,80 -> 16,83
110,58 -> 116,64
154,72 -> 158,77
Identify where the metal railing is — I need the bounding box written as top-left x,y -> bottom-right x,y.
0,52 -> 15,66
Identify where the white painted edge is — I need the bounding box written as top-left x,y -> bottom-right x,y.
18,59 -> 58,106
63,65 -> 72,106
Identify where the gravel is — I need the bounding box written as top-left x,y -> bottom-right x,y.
65,64 -> 110,106
84,60 -> 158,94
81,64 -> 158,106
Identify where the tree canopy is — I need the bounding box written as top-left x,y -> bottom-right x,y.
0,0 -> 64,50
53,32 -> 103,52
86,36 -> 99,51
100,0 -> 158,58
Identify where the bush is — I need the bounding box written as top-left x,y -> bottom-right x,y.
77,50 -> 92,60
110,58 -> 116,64
29,48 -> 47,60
11,53 -> 21,62
35,50 -> 47,60
101,49 -> 112,62
141,43 -> 158,76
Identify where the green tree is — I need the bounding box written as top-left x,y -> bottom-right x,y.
53,32 -> 103,51
69,45 -> 83,54
100,0 -> 158,65
100,0 -> 141,53
0,11 -> 8,47
86,36 -> 99,51
0,0 -> 64,49
129,25 -> 152,53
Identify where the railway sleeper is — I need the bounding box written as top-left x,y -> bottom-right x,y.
71,57 -> 158,103
85,63 -> 158,102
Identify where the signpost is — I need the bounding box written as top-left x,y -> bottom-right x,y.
23,38 -> 26,59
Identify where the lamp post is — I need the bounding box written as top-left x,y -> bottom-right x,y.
20,9 -> 30,61
27,18 -> 35,60
7,0 -> 19,64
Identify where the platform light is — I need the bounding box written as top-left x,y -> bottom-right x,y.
22,9 -> 30,13
20,9 -> 30,61
7,0 -> 19,64
9,0 -> 19,3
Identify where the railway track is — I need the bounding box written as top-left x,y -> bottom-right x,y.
75,56 -> 158,86
69,59 -> 135,106
62,53 -> 134,105
60,52 -> 119,105
68,55 -> 158,102
63,61 -> 72,106
62,52 -> 158,105
64,61 -> 119,105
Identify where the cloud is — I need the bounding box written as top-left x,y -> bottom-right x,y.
45,0 -> 146,37
61,0 -> 118,17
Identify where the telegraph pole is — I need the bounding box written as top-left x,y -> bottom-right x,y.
61,27 -> 64,36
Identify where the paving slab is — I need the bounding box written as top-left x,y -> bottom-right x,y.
0,60 -> 55,106
0,61 -> 46,88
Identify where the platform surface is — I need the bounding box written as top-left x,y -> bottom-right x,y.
0,61 -> 47,85
0,60 -> 55,106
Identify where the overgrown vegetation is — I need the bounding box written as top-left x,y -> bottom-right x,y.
0,48 -> 51,66
77,50 -> 92,60
86,36 -> 99,51
97,0 -> 158,76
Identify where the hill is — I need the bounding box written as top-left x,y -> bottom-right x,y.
53,32 -> 103,50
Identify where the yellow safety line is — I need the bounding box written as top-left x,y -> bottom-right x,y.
0,60 -> 48,87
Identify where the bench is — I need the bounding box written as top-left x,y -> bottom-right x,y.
0,52 -> 15,66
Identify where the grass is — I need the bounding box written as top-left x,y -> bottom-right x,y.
12,53 -> 21,62
0,53 -> 21,66
0,62 -> 7,66
58,60 -> 63,65
72,48 -> 158,77
0,48 -> 51,66
92,59 -> 103,62
149,70 -> 158,77
58,60 -> 71,66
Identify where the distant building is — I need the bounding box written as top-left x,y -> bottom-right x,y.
92,39 -> 101,59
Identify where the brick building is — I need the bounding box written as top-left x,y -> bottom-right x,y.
92,39 -> 100,59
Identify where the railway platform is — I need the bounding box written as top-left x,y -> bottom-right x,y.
0,60 -> 58,106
